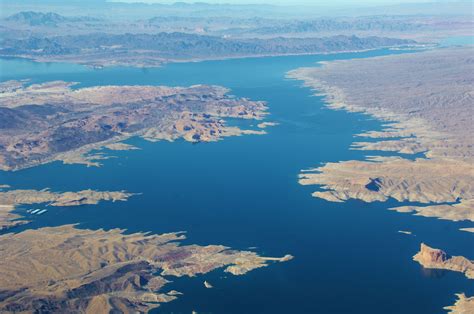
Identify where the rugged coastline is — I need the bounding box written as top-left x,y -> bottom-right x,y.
288,47 -> 474,224
288,47 -> 474,312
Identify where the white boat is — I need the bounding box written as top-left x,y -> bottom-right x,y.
36,209 -> 47,215
30,209 -> 41,214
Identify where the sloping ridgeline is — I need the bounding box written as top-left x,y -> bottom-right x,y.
0,33 -> 415,67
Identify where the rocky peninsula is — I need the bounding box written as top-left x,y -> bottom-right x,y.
0,80 -> 269,171
413,243 -> 474,280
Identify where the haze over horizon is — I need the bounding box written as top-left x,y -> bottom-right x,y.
108,0 -> 465,5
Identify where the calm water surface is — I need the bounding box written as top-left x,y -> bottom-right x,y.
1,50 -> 473,314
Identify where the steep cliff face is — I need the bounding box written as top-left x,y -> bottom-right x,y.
413,243 -> 474,279
415,243 -> 448,264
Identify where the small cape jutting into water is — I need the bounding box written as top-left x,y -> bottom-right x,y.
0,185 -> 134,231
413,243 -> 474,280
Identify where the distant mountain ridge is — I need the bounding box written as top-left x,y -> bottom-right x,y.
240,18 -> 427,35
1,32 -> 415,59
5,11 -> 100,26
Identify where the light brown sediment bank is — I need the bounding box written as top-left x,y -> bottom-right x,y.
0,186 -> 134,230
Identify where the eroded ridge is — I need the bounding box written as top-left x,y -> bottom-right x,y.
0,186 -> 134,231
0,80 -> 269,171
288,48 -> 474,224
0,225 -> 293,313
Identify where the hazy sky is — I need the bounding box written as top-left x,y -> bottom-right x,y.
111,0 -> 441,5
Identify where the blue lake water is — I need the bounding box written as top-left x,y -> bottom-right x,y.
439,35 -> 474,47
1,50 -> 473,314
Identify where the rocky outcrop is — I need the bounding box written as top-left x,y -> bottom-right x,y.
414,243 -> 448,264
413,243 -> 474,279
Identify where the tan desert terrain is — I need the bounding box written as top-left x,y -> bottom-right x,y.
444,294 -> 474,314
288,47 -> 474,312
289,48 -> 474,224
0,225 -> 292,313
